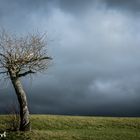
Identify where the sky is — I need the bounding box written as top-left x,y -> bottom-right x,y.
0,0 -> 140,116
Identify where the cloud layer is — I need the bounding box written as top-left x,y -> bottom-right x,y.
0,0 -> 140,116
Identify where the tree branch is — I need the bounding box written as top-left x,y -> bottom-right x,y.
0,71 -> 8,75
0,53 -> 8,59
31,56 -> 52,62
0,31 -> 52,78
18,70 -> 36,77
41,56 -> 52,60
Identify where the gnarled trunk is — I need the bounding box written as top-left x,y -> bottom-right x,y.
10,73 -> 31,131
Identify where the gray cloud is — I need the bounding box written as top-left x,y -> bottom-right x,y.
0,0 -> 140,116
58,0 -> 140,14
104,0 -> 140,13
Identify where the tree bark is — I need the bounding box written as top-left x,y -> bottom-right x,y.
9,72 -> 31,131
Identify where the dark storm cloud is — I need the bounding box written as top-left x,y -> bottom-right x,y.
0,0 -> 140,116
104,0 -> 140,13
1,0 -> 140,13
0,0 -> 139,28
57,0 -> 96,15
26,74 -> 140,116
58,0 -> 140,14
0,0 -> 57,32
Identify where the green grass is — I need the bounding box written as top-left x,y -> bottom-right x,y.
0,115 -> 140,140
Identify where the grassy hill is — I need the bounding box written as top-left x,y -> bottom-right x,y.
0,115 -> 140,140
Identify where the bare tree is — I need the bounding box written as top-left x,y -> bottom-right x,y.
0,30 -> 51,131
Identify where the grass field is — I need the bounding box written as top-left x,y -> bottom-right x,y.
0,115 -> 140,140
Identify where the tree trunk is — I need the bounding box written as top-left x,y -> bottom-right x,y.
10,73 -> 31,131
